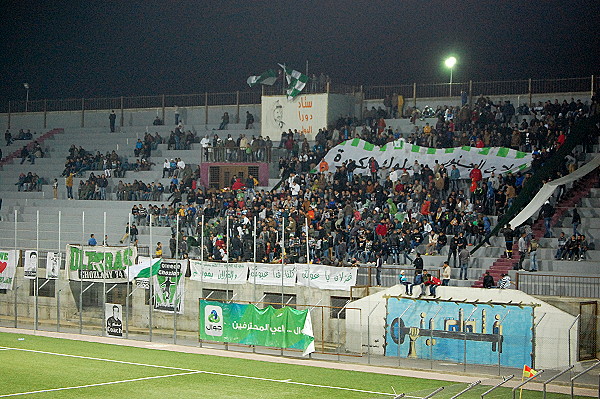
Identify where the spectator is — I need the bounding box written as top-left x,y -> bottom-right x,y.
458,247 -> 470,280
483,271 -> 495,288
500,224 -> 515,259
571,208 -> 581,236
497,273 -> 514,289
441,261 -> 451,286
88,234 -> 97,246
528,236 -> 539,271
109,110 -> 116,132
398,270 -> 410,294
219,112 -> 229,130
539,200 -> 555,238
555,232 -> 567,260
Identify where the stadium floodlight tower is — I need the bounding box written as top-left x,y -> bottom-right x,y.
23,82 -> 30,112
444,56 -> 457,97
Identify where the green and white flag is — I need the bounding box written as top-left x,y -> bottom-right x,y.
278,64 -> 308,100
153,258 -> 188,314
247,69 -> 277,87
128,256 -> 161,281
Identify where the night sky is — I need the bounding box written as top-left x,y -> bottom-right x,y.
1,0 -> 598,103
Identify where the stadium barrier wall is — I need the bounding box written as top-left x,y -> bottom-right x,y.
345,284 -> 579,370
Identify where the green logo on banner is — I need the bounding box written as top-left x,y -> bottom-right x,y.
208,310 -> 220,323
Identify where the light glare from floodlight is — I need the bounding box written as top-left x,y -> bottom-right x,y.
445,57 -> 457,69
23,83 -> 29,89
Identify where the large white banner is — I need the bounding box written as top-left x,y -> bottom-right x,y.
189,260 -> 248,285
322,138 -> 533,178
510,154 -> 600,227
296,264 -> 357,291
261,94 -> 328,140
248,263 -> 297,286
24,250 -> 38,279
46,252 -> 61,280
0,250 -> 19,290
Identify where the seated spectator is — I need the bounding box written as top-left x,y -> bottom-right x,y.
483,271 -> 495,288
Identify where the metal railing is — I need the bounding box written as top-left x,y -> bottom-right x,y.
3,75 -> 596,114
515,273 -> 600,298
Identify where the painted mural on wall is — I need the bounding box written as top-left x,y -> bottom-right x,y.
384,297 -> 533,368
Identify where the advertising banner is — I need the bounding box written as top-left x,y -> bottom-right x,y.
296,264 -> 357,291
322,138 -> 532,178
153,258 -> 187,314
0,250 -> 19,290
199,300 -> 314,355
67,245 -> 137,282
189,260 -> 248,285
248,263 -> 297,286
24,250 -> 38,279
45,252 -> 61,280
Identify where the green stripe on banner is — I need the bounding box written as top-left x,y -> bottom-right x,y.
461,146 -> 471,151
363,142 -> 374,151
445,148 -> 455,153
380,144 -> 387,151
351,138 -> 360,147
478,148 -> 490,155
497,148 -> 509,157
518,164 -> 528,170
411,145 -> 420,152
515,151 -> 527,159
427,148 -> 436,154
394,141 -> 404,149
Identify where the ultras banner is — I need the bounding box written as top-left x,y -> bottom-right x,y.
66,245 -> 137,282
199,300 -> 315,356
321,138 -> 532,178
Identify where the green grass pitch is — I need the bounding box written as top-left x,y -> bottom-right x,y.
0,332 -> 585,398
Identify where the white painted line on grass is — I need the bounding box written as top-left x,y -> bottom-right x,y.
0,371 -> 203,397
0,346 -> 400,397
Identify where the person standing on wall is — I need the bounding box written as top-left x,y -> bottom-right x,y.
441,261 -> 452,286
65,172 -> 74,200
109,110 -> 116,133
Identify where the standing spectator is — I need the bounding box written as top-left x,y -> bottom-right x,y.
88,234 -> 97,246
219,112 -> 229,130
375,252 -> 383,286
65,172 -> 74,200
119,223 -> 130,243
412,252 -> 423,274
500,224 -> 515,259
52,178 -> 58,200
109,110 -> 116,132
441,261 -> 451,286
130,224 -> 138,244
449,165 -> 460,192
245,111 -> 254,129
571,208 -> 581,236
447,234 -> 459,267
169,234 -> 177,258
458,247 -> 470,280
528,236 -> 539,271
555,232 -> 567,259
174,106 -> 180,125
20,145 -> 30,164
5,130 -> 12,146
517,232 -> 528,270
155,242 -> 163,258
539,201 -> 555,238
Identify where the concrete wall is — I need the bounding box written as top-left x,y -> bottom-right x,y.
3,105 -> 262,132
345,285 -> 577,369
2,266 -> 354,347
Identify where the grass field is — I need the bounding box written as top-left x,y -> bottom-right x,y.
0,332 -> 587,398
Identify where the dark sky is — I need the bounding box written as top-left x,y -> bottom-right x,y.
1,0 -> 598,103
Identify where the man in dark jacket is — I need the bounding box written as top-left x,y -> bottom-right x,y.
540,201 -> 555,237
500,224 -> 515,259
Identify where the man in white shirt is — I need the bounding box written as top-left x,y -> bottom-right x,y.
200,135 -> 211,161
